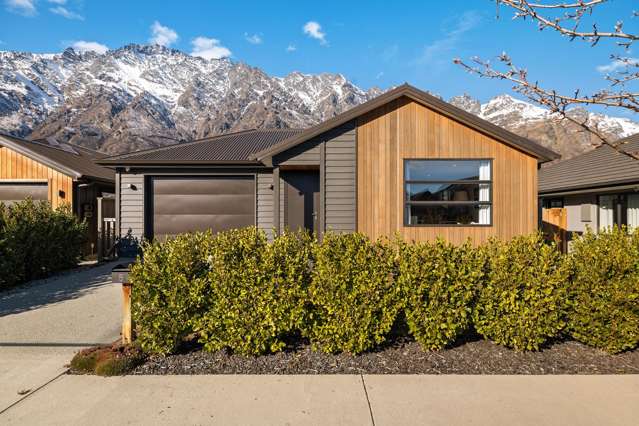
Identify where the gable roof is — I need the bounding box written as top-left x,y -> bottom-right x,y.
0,133 -> 115,183
98,128 -> 304,166
250,84 -> 560,163
539,133 -> 639,194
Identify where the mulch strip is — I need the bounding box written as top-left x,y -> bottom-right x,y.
132,334 -> 639,375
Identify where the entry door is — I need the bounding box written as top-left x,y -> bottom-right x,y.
283,171 -> 320,233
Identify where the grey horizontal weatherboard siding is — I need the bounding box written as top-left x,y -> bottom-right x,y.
256,172 -> 274,239
274,139 -> 321,166
324,121 -> 357,233
119,173 -> 145,239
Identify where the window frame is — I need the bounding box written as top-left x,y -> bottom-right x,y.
403,158 -> 494,227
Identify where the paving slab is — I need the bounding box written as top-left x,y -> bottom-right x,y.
0,261 -> 122,411
363,374 -> 639,426
0,375 -> 373,426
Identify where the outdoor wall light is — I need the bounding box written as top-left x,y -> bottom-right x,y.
128,184 -> 137,190
58,190 -> 65,198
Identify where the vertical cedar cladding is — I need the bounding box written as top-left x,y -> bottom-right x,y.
356,97 -> 538,245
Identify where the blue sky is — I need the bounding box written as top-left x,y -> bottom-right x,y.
0,0 -> 636,109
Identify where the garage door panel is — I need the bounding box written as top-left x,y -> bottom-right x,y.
153,194 -> 254,215
0,183 -> 48,205
153,177 -> 253,195
154,214 -> 255,237
150,176 -> 255,239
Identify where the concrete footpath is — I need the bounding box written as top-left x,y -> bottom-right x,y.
0,261 -> 122,411
1,374 -> 638,425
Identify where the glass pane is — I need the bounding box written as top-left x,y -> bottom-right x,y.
405,160 -> 486,181
407,204 -> 489,225
407,183 -> 480,202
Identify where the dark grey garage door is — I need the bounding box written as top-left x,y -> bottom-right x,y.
0,182 -> 48,206
150,176 -> 255,239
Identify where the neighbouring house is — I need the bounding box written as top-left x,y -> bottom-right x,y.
539,133 -> 639,237
0,133 -> 116,253
98,84 -> 558,245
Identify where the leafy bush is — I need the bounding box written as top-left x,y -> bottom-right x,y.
195,228 -> 313,355
304,232 -> 401,354
398,239 -> 483,350
0,199 -> 87,289
130,232 -> 211,354
566,227 -> 639,354
473,234 -> 569,351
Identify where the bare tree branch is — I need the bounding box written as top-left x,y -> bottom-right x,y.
454,0 -> 639,160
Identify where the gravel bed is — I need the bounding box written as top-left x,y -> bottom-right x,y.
132,335 -> 639,375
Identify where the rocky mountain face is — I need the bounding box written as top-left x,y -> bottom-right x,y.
449,94 -> 639,160
1,44 -> 638,158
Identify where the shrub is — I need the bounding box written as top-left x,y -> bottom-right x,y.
473,233 -> 569,351
0,199 -> 87,289
398,239 -> 483,350
304,232 -> 401,354
195,228 -> 313,355
567,227 -> 639,354
130,232 -> 211,354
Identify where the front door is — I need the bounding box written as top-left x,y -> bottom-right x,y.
282,171 -> 320,234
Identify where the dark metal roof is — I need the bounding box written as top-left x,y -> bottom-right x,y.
0,133 -> 115,183
539,133 -> 639,194
251,83 -> 560,163
98,128 -> 304,166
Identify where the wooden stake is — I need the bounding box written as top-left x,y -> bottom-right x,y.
122,282 -> 133,344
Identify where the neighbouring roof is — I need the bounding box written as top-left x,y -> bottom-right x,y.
250,83 -> 560,163
539,133 -> 639,194
98,128 -> 304,166
0,133 -> 115,183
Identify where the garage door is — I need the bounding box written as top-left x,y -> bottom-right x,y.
150,176 -> 255,239
0,182 -> 48,206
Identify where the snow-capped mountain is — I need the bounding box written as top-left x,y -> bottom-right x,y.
1,43 -> 637,158
451,94 -> 639,159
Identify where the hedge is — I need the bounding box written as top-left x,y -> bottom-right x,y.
304,232 -> 402,354
398,239 -> 483,350
0,199 -> 87,289
130,227 -> 639,356
566,227 -> 639,354
473,234 -> 569,351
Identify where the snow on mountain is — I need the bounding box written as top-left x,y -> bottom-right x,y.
0,43 -> 637,158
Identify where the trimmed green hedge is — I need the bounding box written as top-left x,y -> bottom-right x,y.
304,232 -> 402,354
473,234 -> 569,351
398,239 -> 483,350
130,227 -> 639,356
0,199 -> 87,289
566,227 -> 639,354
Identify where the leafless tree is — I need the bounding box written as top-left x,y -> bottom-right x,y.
454,0 -> 639,157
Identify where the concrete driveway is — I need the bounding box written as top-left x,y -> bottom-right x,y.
0,261 -> 123,412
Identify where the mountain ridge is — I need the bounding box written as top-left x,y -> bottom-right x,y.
1,43 -> 637,158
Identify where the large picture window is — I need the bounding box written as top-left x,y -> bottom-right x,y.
404,159 -> 492,226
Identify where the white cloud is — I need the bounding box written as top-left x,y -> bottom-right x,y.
286,44 -> 297,52
418,10 -> 482,66
190,36 -> 231,60
49,6 -> 83,20
375,71 -> 384,79
244,33 -> 262,45
597,57 -> 639,73
5,0 -> 36,16
149,21 -> 178,47
303,21 -> 327,45
70,40 -> 109,54
47,0 -> 66,4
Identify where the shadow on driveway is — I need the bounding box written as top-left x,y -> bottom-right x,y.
0,261 -> 121,317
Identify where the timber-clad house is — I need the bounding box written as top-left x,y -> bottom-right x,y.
0,133 -> 115,252
98,84 -> 559,244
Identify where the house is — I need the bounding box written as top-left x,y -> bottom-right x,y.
539,133 -> 639,234
98,84 -> 558,245
0,133 -> 116,252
